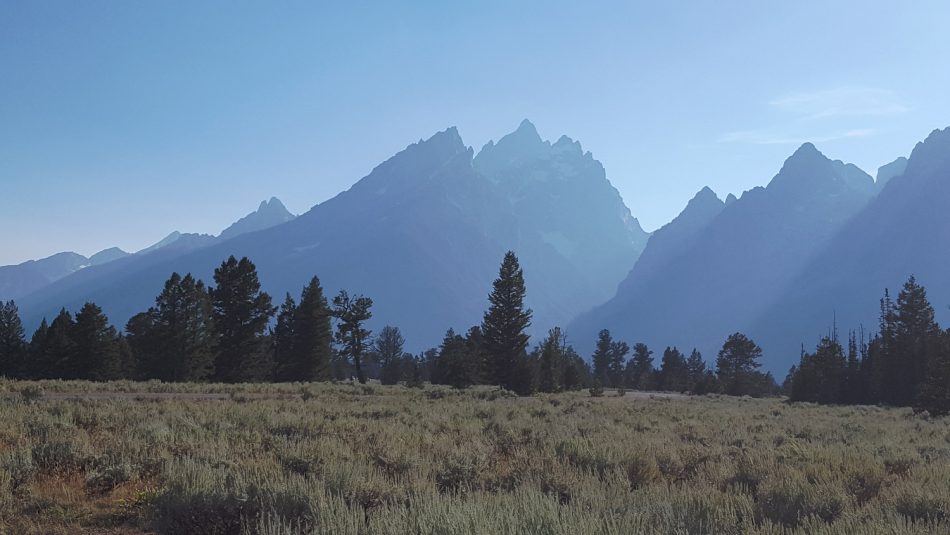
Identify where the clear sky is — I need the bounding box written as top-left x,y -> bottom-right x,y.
2,1 -> 949,265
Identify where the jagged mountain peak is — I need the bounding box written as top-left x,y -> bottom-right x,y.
876,157 -> 908,192
220,197 -> 296,241
767,142 -> 873,197
553,134 -> 584,155
257,197 -> 289,213
418,126 -> 468,154
516,118 -> 541,138
692,186 -> 721,204
345,126 -> 476,201
905,126 -> 950,177
774,142 -> 830,178
475,119 -> 552,170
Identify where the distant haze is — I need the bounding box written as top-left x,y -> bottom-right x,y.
2,1 -> 950,264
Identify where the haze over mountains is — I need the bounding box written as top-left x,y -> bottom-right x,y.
0,198 -> 295,301
8,122 -> 950,372
15,122 -> 648,351
569,141 -> 879,367
751,128 -> 950,370
571,128 -> 950,372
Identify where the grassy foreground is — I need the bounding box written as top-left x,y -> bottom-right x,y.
1,381 -> 949,534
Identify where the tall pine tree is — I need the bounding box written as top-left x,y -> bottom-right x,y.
892,276 -> 940,405
591,329 -> 613,386
72,302 -> 124,381
537,327 -> 569,393
331,290 -> 373,384
272,293 -> 297,381
128,273 -> 217,381
211,256 -> 276,382
290,277 -> 333,381
46,309 -> 76,379
0,301 -> 26,378
374,325 -> 406,385
917,329 -> 950,415
481,251 -> 532,393
608,340 -> 630,388
625,343 -> 654,389
685,349 -> 706,390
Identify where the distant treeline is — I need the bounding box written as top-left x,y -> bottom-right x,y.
785,276 -> 950,415
0,251 -> 789,399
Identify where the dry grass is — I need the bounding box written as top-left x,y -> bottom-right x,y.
1,380 -> 949,534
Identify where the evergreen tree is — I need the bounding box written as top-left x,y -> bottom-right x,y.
789,336 -> 846,403
125,312 -> 158,379
46,309 -> 76,379
916,330 -> 950,415
591,329 -> 613,386
402,353 -> 425,388
72,302 -> 124,381
434,329 -> 475,388
562,348 -> 591,391
272,293 -> 297,381
685,349 -> 706,389
608,340 -> 630,388
374,325 -> 406,385
0,301 -> 26,378
537,327 -> 568,393
892,276 -> 940,405
873,289 -> 898,404
692,370 -> 721,395
625,343 -> 654,389
715,332 -> 763,396
658,346 -> 688,392
843,331 -> 865,404
278,277 -> 333,382
211,256 -> 276,382
130,273 -> 217,382
25,319 -> 50,379
481,251 -> 532,392
331,290 -> 373,384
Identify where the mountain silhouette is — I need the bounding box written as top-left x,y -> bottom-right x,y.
569,142 -> 876,367
18,123 -> 647,351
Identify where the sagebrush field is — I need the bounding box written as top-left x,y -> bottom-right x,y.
1,381 -> 949,534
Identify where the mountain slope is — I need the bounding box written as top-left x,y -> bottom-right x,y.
875,156 -> 908,192
1,252 -> 99,301
219,197 -> 296,241
2,197 -> 294,302
569,143 -> 876,364
474,120 -> 649,309
20,123 -> 647,351
751,127 -> 950,371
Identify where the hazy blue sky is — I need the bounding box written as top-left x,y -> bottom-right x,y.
2,1 -> 949,265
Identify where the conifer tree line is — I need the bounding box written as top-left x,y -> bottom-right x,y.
785,276 -> 950,415
0,256 -> 374,384
0,251 -> 777,396
16,252 -> 950,409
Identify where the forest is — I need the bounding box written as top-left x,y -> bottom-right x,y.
3,252 -> 949,415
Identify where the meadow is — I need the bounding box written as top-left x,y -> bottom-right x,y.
1,380 -> 949,534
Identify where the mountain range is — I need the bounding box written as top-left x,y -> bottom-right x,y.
8,122 -> 950,373
15,122 -> 647,352
570,129 -> 950,373
1,197 -> 295,302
